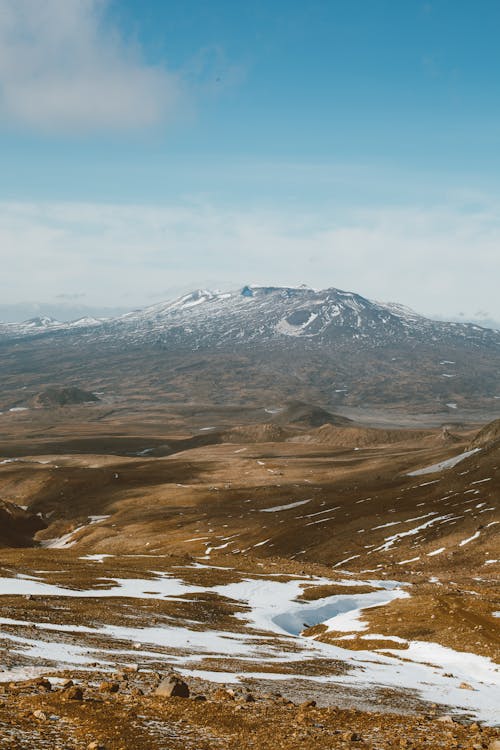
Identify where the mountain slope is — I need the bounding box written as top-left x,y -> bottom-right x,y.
2,285 -> 498,348
0,285 -> 499,413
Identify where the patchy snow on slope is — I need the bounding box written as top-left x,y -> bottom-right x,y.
41,515 -> 110,549
79,554 -> 114,563
459,531 -> 481,546
275,312 -> 319,337
259,499 -> 311,513
407,449 -> 481,476
0,567 -> 497,724
373,514 -> 452,552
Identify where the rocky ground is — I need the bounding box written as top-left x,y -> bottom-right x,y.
1,671 -> 499,750
0,402 -> 498,747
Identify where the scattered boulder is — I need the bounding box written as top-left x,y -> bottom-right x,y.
123,664 -> 139,673
64,685 -> 83,701
342,731 -> 363,742
299,699 -> 316,709
155,675 -> 190,698
99,680 -> 119,694
32,677 -> 52,692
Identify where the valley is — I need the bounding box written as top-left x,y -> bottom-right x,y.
0,393 -> 498,748
0,287 -> 498,748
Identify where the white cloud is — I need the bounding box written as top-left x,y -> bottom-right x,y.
0,198 -> 498,321
0,0 -> 182,132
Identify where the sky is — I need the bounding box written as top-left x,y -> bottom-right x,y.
1,0 -> 500,323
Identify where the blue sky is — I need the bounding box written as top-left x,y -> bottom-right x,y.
1,0 -> 500,322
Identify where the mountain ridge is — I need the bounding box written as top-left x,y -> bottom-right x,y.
1,284 -> 499,347
1,284 -> 499,414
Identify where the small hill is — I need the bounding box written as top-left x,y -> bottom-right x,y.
272,400 -> 352,428
293,423 -> 436,448
221,423 -> 291,443
33,386 -> 100,408
469,418 -> 500,449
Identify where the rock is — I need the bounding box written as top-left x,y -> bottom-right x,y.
488,741 -> 500,750
99,681 -> 119,693
130,687 -> 144,696
296,714 -> 312,726
61,679 -> 74,689
155,675 -> 190,698
299,699 -> 316,709
342,731 -> 362,742
437,715 -> 455,724
193,694 -> 207,702
124,664 -> 139,673
459,682 -> 474,690
87,743 -> 106,750
31,677 -> 52,692
64,685 -> 83,701
275,696 -> 293,705
213,688 -> 235,702
244,693 -> 255,703
33,710 -> 47,721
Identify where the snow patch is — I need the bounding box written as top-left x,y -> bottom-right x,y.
259,499 -> 311,513
407,449 -> 481,476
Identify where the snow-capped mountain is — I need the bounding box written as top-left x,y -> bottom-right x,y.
0,314 -> 104,338
1,285 -> 499,413
1,285 -> 499,350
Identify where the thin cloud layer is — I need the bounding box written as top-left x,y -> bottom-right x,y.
0,0 -> 182,132
0,198 -> 498,322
